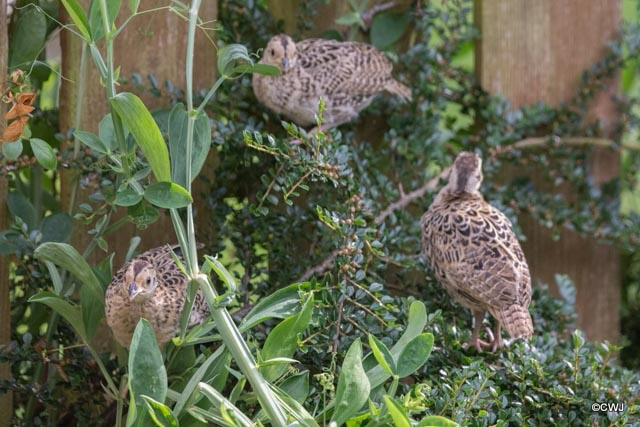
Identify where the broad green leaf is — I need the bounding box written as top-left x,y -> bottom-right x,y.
40,213 -> 73,243
61,0 -> 92,41
7,191 -> 37,229
217,44 -> 252,78
417,415 -> 459,427
383,396 -> 411,427
260,293 -> 314,382
2,140 -> 23,161
172,346 -> 228,416
99,113 -> 122,152
331,338 -> 370,426
0,230 -> 24,255
279,370 -> 309,404
142,396 -> 178,427
366,301 -> 427,389
129,0 -> 140,13
30,138 -> 57,170
396,333 -> 434,378
368,334 -> 396,376
197,383 -> 254,426
144,182 -> 193,209
29,291 -> 87,341
89,0 -> 122,42
167,103 -> 211,188
74,130 -> 108,154
111,93 -> 171,182
128,201 -> 159,228
115,187 -> 143,207
129,320 -> 167,422
34,242 -> 104,339
370,11 -> 410,50
271,385 -> 319,427
44,261 -> 64,295
240,282 -> 308,332
9,7 -> 47,68
232,63 -> 281,76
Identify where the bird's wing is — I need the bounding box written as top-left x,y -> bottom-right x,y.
424,196 -> 530,311
297,39 -> 394,97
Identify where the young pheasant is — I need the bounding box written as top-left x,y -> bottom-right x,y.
105,245 -> 209,347
253,34 -> 411,132
421,152 -> 533,352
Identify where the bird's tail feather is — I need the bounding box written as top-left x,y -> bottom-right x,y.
386,79 -> 412,102
496,304 -> 533,340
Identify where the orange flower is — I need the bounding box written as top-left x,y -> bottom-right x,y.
1,91 -> 36,143
1,116 -> 29,142
4,102 -> 34,120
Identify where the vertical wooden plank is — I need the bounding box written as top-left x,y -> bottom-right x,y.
475,0 -> 621,341
0,0 -> 12,422
59,1 -> 218,267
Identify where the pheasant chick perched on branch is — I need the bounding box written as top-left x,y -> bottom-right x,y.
421,152 -> 533,352
253,34 -> 411,132
105,245 -> 209,347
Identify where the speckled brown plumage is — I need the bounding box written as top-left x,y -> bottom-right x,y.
421,152 -> 533,352
253,34 -> 411,130
105,245 -> 209,347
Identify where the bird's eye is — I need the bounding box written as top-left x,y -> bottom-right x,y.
270,48 -> 275,55
146,277 -> 151,284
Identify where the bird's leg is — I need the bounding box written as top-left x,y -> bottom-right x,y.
489,321 -> 504,352
463,311 -> 491,352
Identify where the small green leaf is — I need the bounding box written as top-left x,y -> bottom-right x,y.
232,63 -> 281,76
30,138 -> 57,170
368,334 -> 396,376
417,415 -> 459,427
74,130 -> 108,154
61,0 -> 92,41
167,104 -> 211,188
240,283 -> 307,332
366,301 -> 427,389
40,213 -> 73,243
9,6 -> 47,69
396,333 -> 434,378
88,0 -> 122,42
3,140 -> 23,160
29,291 -> 87,341
331,338 -> 371,426
370,11 -> 410,50
144,182 -> 193,209
128,201 -> 159,228
279,370 -> 310,404
115,187 -> 143,207
111,93 -> 171,182
34,242 -> 104,339
260,293 -> 314,381
7,191 -> 37,229
142,396 -> 178,427
129,0 -> 140,14
384,396 -> 411,427
217,44 -> 252,78
129,320 -> 167,417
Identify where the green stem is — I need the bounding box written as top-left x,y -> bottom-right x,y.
196,277 -> 287,426
180,3 -> 286,425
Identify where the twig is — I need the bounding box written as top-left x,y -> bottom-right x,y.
333,295 -> 345,353
374,167 -> 451,224
296,249 -> 340,282
298,134 -> 637,280
344,295 -> 390,327
362,1 -> 401,28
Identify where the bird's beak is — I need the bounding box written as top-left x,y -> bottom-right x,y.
128,283 -> 137,299
283,56 -> 290,72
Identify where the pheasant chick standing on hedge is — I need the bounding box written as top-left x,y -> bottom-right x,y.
421,152 -> 533,352
105,245 -> 209,347
253,34 -> 411,132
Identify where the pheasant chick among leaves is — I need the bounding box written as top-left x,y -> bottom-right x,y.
421,152 -> 533,352
253,34 -> 411,132
105,245 -> 209,348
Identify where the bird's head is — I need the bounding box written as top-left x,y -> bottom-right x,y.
262,34 -> 297,73
124,260 -> 158,303
445,151 -> 483,194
